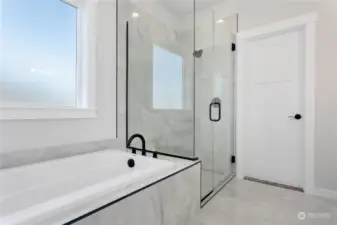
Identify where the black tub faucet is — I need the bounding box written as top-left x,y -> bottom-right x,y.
127,134 -> 146,156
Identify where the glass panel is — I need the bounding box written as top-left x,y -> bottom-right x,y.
0,0 -> 77,106
212,14 -> 237,188
120,0 -> 238,201
194,6 -> 237,198
127,0 -> 195,158
194,9 -> 215,198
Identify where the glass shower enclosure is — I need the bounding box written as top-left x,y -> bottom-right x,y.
118,0 -> 237,203
126,1 -> 195,159
195,10 -> 238,200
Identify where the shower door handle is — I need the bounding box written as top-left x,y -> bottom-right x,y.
209,102 -> 221,122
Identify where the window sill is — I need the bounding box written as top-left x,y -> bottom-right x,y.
0,106 -> 97,120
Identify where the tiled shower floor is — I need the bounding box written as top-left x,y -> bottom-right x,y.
193,178 -> 337,225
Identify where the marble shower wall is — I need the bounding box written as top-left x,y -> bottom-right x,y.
124,4 -> 196,158
73,163 -> 201,225
0,139 -> 121,169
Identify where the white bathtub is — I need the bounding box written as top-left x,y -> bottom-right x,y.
0,150 -> 176,225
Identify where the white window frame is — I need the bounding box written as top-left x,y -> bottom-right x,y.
0,0 -> 97,120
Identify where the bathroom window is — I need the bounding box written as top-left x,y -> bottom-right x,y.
153,45 -> 183,110
0,0 -> 97,120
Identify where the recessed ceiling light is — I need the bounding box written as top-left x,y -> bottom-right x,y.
216,18 -> 225,24
131,12 -> 140,19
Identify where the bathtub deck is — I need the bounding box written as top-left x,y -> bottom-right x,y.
0,150 -> 200,225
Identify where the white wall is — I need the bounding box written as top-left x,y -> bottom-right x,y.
0,2 -> 119,153
314,0 -> 337,191
189,0 -> 337,191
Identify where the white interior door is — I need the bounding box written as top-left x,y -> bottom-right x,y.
241,29 -> 304,188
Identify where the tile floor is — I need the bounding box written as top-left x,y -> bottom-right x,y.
193,179 -> 337,225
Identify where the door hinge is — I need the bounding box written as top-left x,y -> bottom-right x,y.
231,43 -> 236,52
231,155 -> 236,164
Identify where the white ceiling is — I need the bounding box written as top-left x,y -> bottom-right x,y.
155,0 -> 226,18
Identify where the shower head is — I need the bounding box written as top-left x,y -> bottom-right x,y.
193,49 -> 203,58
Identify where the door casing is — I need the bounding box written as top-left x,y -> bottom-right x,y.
236,13 -> 318,194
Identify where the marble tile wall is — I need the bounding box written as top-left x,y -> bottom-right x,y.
0,139 -> 123,169
123,4 -> 196,158
73,163 -> 201,225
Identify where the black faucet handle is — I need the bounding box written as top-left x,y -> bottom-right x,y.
153,152 -> 158,159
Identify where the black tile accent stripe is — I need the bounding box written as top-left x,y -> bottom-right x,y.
63,161 -> 201,225
244,176 -> 304,193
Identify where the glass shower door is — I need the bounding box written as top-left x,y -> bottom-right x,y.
195,9 -> 237,199
212,15 -> 236,189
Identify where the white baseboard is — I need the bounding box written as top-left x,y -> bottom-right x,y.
310,188 -> 337,200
